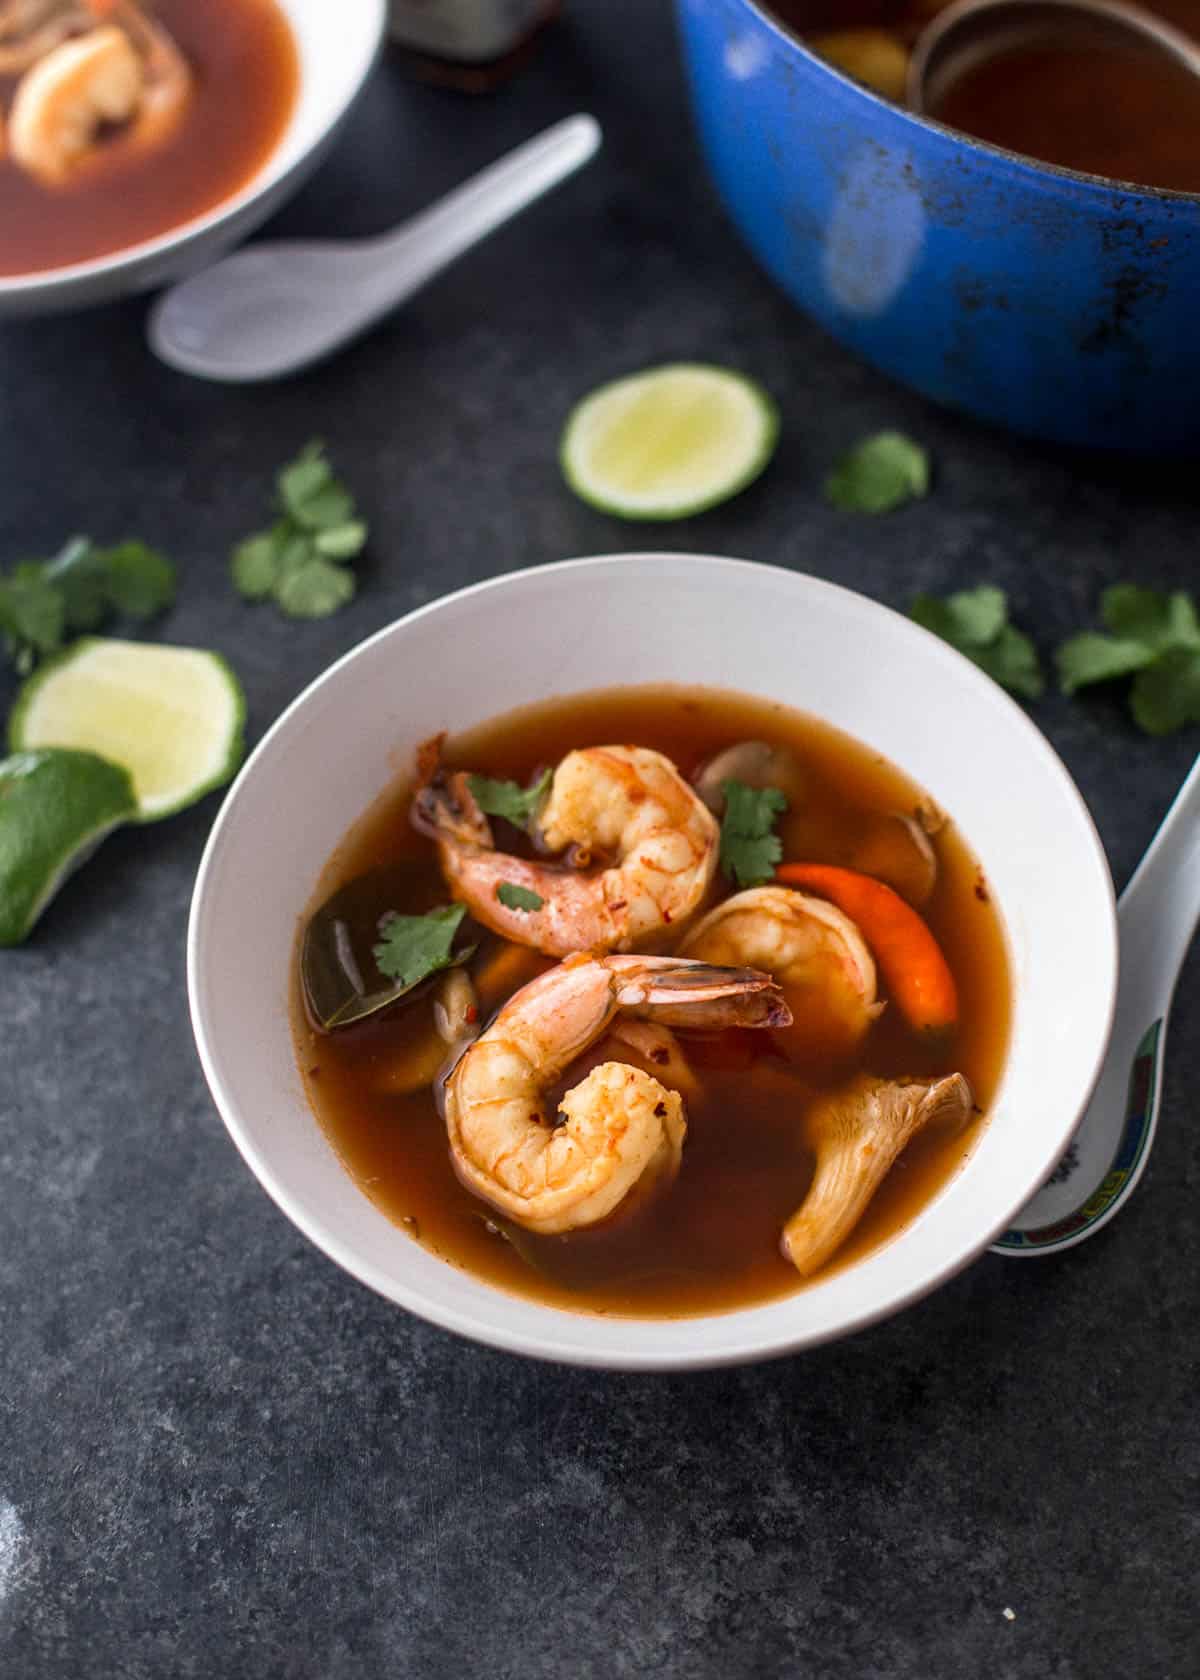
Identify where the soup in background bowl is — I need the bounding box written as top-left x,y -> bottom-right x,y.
675,0 -> 1200,451
187,555 -> 1117,1369
0,0 -> 385,313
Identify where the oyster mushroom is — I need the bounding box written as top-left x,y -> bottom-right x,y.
693,740 -> 805,815
377,966 -> 480,1095
783,1071 -> 973,1275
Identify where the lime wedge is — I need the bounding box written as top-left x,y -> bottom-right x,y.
560,363 -> 779,520
0,749 -> 136,945
10,638 -> 245,822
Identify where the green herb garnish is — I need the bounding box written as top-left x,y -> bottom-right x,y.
232,442 -> 366,620
825,431 -> 930,514
910,585 -> 1044,699
1057,585 -> 1200,735
0,536 -> 174,675
719,779 -> 788,888
467,768 -> 552,829
373,903 -> 467,988
496,882 -> 545,912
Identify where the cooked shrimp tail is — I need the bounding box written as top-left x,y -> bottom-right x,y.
444,953 -> 789,1234
412,768 -> 493,850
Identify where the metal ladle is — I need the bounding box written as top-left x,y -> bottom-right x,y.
907,0 -> 1200,119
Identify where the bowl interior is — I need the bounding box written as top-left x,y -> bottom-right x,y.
188,556 -> 1117,1368
0,0 -> 386,296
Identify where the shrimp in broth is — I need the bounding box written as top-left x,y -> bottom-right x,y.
295,685 -> 1012,1320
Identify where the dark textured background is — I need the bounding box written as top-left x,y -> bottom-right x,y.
1,3 -> 1197,1675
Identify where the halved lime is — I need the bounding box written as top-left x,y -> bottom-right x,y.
560,363 -> 779,520
10,638 -> 245,822
0,749 -> 136,945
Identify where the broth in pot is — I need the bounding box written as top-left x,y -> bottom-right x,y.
769,0 -> 1200,193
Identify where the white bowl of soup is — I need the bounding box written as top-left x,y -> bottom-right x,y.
0,0 -> 385,314
188,554 -> 1117,1368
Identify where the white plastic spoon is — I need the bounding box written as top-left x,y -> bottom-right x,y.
147,114 -> 602,383
993,752 -> 1200,1254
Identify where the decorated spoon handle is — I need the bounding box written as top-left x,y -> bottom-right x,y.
364,115 -> 601,302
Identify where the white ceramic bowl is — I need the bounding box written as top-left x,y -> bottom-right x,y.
0,0 -> 386,316
188,555 -> 1118,1369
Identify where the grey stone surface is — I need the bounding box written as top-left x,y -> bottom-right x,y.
1,3 -> 1197,1675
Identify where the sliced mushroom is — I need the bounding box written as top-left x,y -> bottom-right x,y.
693,740 -> 805,815
376,966 -> 481,1096
782,1072 -> 973,1276
850,812 -> 939,907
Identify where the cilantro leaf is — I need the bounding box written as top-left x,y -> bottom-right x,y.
373,903 -> 466,986
496,882 -> 545,912
231,531 -> 282,600
0,563 -> 65,667
275,557 -> 356,620
42,536 -> 109,630
969,624 -> 1045,700
825,431 -> 930,514
467,768 -> 552,829
910,586 -> 1045,699
0,534 -> 177,677
1130,648 -> 1200,736
1056,632 -> 1153,695
234,444 -> 366,620
720,779 -> 788,887
1056,584 -> 1200,736
911,585 -> 1006,648
292,484 -> 355,532
1101,585 -> 1200,653
314,521 -> 368,559
277,441 -> 333,518
96,542 -> 175,618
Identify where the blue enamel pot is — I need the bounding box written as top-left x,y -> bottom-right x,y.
675,0 -> 1200,452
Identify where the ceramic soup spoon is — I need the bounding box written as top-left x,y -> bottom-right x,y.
993,752 -> 1200,1254
147,114 -> 601,383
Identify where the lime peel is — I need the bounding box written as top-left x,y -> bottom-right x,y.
0,749 -> 136,946
9,637 -> 245,822
560,363 -> 779,521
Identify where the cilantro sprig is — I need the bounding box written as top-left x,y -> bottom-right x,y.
232,442 -> 367,620
496,882 -> 545,912
826,431 -> 930,515
719,779 -> 788,888
0,536 -> 174,675
1058,585 -> 1200,735
373,903 -> 468,988
467,769 -> 552,830
910,585 -> 1044,699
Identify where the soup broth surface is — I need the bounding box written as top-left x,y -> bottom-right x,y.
0,0 -> 298,277
294,686 -> 1012,1320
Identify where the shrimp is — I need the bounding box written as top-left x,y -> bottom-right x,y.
414,746 -> 719,958
679,885 -> 882,1054
8,1 -> 190,186
443,952 -> 790,1234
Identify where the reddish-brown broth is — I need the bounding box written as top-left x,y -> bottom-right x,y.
293,686 -> 1012,1320
768,1 -> 1200,193
0,0 -> 298,276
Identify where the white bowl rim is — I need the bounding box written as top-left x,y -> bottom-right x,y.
188,553 -> 1119,1369
0,0 -> 387,296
